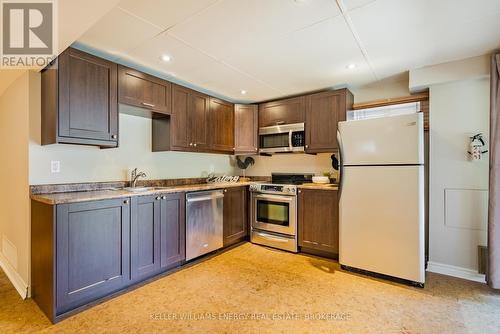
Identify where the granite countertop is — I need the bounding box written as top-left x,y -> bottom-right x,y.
31,182 -> 253,205
297,183 -> 339,191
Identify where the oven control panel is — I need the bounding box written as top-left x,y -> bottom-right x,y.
249,183 -> 296,195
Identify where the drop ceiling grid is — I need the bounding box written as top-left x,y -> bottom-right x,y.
76,0 -> 500,102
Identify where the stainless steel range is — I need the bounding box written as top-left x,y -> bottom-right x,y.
249,173 -> 312,252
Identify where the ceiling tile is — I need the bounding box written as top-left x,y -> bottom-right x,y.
349,0 -> 500,79
118,0 -> 218,30
342,0 -> 376,11
77,7 -> 162,58
181,60 -> 282,101
125,33 -> 216,76
215,15 -> 375,95
169,0 -> 341,60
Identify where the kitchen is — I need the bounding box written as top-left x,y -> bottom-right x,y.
0,0 -> 499,333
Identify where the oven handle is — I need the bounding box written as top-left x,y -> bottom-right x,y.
288,130 -> 293,150
256,232 -> 290,243
252,194 -> 295,202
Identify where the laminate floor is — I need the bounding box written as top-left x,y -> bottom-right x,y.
1,243 -> 499,333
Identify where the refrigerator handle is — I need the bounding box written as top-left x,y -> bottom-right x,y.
337,129 -> 344,198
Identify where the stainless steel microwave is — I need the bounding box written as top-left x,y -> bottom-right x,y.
259,122 -> 305,154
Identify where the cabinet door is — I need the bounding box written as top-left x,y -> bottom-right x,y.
56,198 -> 130,314
170,84 -> 190,150
118,66 -> 171,114
209,98 -> 234,153
160,193 -> 186,269
305,90 -> 346,153
298,189 -> 339,254
58,48 -> 118,145
130,195 -> 162,281
223,187 -> 248,246
188,91 -> 210,150
258,96 -> 305,127
234,104 -> 258,154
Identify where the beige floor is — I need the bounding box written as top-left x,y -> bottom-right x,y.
1,243 -> 499,334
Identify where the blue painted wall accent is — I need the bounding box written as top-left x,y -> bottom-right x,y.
71,41 -> 252,104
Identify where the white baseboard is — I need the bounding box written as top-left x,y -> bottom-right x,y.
0,252 -> 28,299
427,261 -> 486,283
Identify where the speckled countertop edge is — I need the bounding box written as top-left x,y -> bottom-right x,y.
297,183 -> 339,191
31,182 -> 254,205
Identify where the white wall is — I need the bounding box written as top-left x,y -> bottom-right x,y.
428,78 -> 489,279
0,71 -> 31,297
29,74 -> 236,185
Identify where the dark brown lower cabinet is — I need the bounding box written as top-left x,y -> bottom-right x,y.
160,193 -> 186,269
223,186 -> 248,246
56,199 -> 131,315
31,193 -> 185,323
298,189 -> 339,256
131,195 -> 162,281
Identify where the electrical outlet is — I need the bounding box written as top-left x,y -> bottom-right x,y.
51,160 -> 60,173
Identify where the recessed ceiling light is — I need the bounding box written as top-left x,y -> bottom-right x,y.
240,90 -> 247,95
346,63 -> 357,70
161,54 -> 171,62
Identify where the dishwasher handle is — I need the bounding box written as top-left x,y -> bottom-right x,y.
186,193 -> 224,203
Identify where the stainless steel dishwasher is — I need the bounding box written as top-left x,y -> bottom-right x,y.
185,190 -> 224,261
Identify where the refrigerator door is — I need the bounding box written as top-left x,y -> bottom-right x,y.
339,165 -> 425,283
338,113 -> 424,166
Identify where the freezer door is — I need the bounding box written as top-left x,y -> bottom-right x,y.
338,113 -> 424,165
339,165 -> 425,283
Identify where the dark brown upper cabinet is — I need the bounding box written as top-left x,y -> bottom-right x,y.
41,47 -> 118,148
188,90 -> 211,150
305,89 -> 353,153
209,98 -> 235,153
169,84 -> 191,150
298,188 -> 339,256
118,66 -> 172,115
258,96 -> 305,127
234,104 -> 258,155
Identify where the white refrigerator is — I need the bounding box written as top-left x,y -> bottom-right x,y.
337,113 -> 425,285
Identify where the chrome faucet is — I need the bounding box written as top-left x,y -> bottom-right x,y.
131,168 -> 147,188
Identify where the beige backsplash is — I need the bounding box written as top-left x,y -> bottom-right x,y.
242,152 -> 338,177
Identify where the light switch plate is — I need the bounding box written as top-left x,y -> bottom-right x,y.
51,160 -> 60,173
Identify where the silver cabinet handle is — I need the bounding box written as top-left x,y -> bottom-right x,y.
161,196 -> 166,200
305,145 -> 309,148
123,199 -> 129,204
156,196 -> 160,200
298,190 -> 301,193
224,189 -> 227,193
142,102 -> 155,108
111,134 -> 117,139
193,143 -> 197,147
275,120 -> 285,125
189,143 -> 193,146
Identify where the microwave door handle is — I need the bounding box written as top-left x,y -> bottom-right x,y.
289,130 -> 293,150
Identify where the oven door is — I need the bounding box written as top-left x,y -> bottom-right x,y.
251,193 -> 296,235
